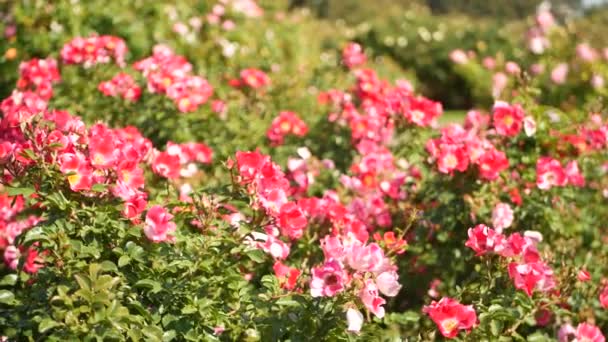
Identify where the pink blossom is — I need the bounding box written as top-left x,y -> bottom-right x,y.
144,205 -> 176,243
551,63 -> 569,85
310,260 -> 348,297
575,323 -> 605,342
376,271 -> 401,297
491,202 -> 513,233
346,308 -> 364,332
346,242 -> 385,273
359,279 -> 386,318
508,261 -> 556,296
423,297 -> 477,339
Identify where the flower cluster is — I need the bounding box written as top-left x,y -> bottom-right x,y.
61,35 -> 128,67
150,142 -> 213,200
426,123 -> 509,180
342,42 -> 366,69
17,58 -> 61,100
312,236 -> 401,320
134,45 -> 213,112
230,68 -> 271,89
0,194 -> 43,273
536,157 -> 585,190
234,150 -> 307,240
266,111 -> 308,145
466,224 -> 556,296
0,56 -> 182,246
98,73 -> 142,102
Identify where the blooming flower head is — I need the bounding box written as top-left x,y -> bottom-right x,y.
565,161 -> 585,187
536,157 -> 567,190
277,202 -> 307,240
508,261 -> 556,296
273,261 -> 300,290
267,111 -> 308,145
310,259 -> 348,297
574,323 -> 605,342
491,202 -> 513,233
376,271 -> 401,297
239,68 -> 270,89
437,145 -> 468,174
465,224 -> 505,256
423,297 -> 477,339
98,73 -> 141,102
596,285 -> 608,312
346,242 -> 385,273
359,279 -> 386,318
346,308 -> 364,333
476,147 -> 509,181
144,205 -> 176,243
152,151 -> 181,179
493,101 -> 525,137
342,42 -> 366,69
551,63 -> 569,85
404,96 -> 443,127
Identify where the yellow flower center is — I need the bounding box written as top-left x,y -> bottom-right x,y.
441,319 -> 459,334
67,174 -> 81,186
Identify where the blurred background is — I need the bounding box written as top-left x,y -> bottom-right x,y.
3,0 -> 608,116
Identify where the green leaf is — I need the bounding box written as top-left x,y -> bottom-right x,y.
526,332 -> 551,342
275,297 -> 298,306
490,320 -> 504,336
0,290 -> 15,304
6,186 -> 35,197
181,305 -> 198,314
118,255 -> 131,267
0,274 -> 18,286
162,330 -> 177,341
74,274 -> 91,291
38,318 -> 61,333
100,261 -> 118,273
141,325 -> 163,341
134,279 -> 162,294
91,183 -> 107,192
246,249 -> 266,263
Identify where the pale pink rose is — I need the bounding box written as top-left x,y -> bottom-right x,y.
492,202 -> 513,233
376,271 -> 401,297
346,308 -> 364,332
359,279 -> 386,318
346,243 -> 385,272
551,63 -> 569,84
524,116 -> 537,137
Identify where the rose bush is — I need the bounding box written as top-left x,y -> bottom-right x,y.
0,0 -> 607,341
